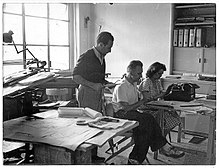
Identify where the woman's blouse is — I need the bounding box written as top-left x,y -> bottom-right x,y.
138,78 -> 164,98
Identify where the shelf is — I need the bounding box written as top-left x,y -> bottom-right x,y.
175,4 -> 215,9
172,3 -> 216,76
175,22 -> 216,26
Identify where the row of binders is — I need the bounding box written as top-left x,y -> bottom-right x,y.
173,28 -> 206,47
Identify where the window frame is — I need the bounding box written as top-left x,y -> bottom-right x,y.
2,3 -> 73,74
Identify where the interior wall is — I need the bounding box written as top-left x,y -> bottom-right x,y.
77,3 -> 92,57
79,3 -> 173,77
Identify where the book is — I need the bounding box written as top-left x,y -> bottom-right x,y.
189,28 -> 195,47
183,29 -> 189,47
178,29 -> 184,47
173,29 -> 178,46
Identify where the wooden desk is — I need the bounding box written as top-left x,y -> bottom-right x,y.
3,110 -> 138,165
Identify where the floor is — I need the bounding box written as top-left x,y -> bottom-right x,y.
3,130 -> 215,165
97,130 -> 216,165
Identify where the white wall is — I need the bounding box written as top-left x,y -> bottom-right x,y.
78,3 -> 173,77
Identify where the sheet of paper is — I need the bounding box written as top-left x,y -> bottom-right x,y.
4,118 -> 103,151
86,120 -> 136,147
88,117 -> 128,129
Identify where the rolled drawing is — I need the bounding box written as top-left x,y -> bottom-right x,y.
84,107 -> 102,119
58,107 -> 85,117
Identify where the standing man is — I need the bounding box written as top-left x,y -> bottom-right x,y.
73,31 -> 114,163
73,31 -> 114,113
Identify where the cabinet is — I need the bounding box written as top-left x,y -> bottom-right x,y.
173,47 -> 216,74
172,3 -> 216,75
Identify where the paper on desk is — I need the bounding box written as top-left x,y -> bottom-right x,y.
178,106 -> 213,114
33,110 -> 59,118
88,117 -> 127,129
4,118 -> 103,151
86,120 -> 137,147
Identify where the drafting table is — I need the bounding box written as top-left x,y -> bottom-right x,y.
3,110 -> 138,165
3,72 -> 57,97
145,99 -> 216,164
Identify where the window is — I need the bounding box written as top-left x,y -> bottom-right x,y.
2,3 -> 70,76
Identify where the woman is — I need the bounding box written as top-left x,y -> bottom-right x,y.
139,62 -> 181,137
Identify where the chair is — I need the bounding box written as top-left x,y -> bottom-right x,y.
104,102 -> 150,164
143,104 -> 179,160
3,141 -> 33,165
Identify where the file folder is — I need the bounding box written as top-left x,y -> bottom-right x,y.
196,28 -> 206,47
183,29 -> 189,47
189,28 -> 195,47
173,29 -> 178,46
178,29 -> 184,47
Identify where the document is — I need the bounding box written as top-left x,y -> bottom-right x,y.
86,120 -> 137,147
88,117 -> 126,130
4,118 -> 103,151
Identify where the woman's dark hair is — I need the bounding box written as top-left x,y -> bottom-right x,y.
97,31 -> 114,45
127,60 -> 143,72
146,62 -> 166,78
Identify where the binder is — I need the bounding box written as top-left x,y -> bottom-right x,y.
196,28 -> 206,47
178,29 -> 184,47
189,28 -> 195,47
173,29 -> 178,46
183,29 -> 189,47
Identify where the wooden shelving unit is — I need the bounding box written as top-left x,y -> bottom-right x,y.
175,3 -> 215,9
171,3 -> 216,75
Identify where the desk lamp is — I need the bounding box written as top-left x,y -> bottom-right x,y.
3,30 -> 46,69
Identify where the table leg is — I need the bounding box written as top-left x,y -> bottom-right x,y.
33,144 -> 92,165
206,115 -> 216,164
154,109 -> 165,159
177,117 -> 185,143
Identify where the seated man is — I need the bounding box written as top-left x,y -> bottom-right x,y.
112,60 -> 184,164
